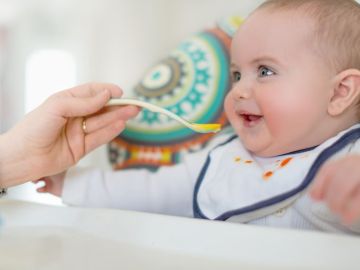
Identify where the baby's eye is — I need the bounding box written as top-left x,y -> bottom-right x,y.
232,71 -> 241,82
258,66 -> 275,77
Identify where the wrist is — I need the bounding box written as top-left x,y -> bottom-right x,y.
0,131 -> 33,187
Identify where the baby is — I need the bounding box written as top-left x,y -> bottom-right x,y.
37,0 -> 360,234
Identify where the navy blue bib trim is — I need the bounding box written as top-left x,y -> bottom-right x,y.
278,145 -> 318,156
193,135 -> 238,219
193,128 -> 360,221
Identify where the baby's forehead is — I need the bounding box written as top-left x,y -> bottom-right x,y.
236,0 -> 360,73
230,9 -> 326,68
234,9 -> 315,45
242,7 -> 315,31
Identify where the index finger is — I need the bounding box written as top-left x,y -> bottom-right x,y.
67,82 -> 123,98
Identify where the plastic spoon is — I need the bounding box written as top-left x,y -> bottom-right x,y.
106,98 -> 221,133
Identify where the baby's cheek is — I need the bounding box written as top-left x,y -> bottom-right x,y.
263,104 -> 299,136
224,94 -> 235,121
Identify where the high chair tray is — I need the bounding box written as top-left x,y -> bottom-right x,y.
0,199 -> 359,270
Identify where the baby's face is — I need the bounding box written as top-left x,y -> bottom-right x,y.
225,9 -> 335,157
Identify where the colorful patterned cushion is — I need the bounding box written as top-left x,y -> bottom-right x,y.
108,16 -> 243,170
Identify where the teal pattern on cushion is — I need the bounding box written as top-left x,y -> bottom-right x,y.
122,33 -> 229,142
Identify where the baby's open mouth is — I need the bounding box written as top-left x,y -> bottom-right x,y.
239,113 -> 263,127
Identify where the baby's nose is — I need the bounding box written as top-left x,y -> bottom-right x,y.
231,82 -> 253,100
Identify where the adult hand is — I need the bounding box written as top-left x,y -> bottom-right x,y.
0,82 -> 139,187
310,155 -> 360,225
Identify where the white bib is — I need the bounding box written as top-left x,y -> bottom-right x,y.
193,124 -> 360,222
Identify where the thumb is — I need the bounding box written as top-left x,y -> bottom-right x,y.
56,89 -> 111,117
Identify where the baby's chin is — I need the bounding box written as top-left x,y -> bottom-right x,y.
236,133 -> 272,157
243,142 -> 287,157
248,148 -> 277,157
247,143 -> 304,157
235,127 -> 295,157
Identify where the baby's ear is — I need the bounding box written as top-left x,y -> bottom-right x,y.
328,69 -> 360,116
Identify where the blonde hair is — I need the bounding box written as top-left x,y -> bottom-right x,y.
256,0 -> 360,73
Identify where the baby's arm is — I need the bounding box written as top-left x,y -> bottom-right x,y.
310,155 -> 360,226
35,147 -> 208,217
63,163 -> 197,217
